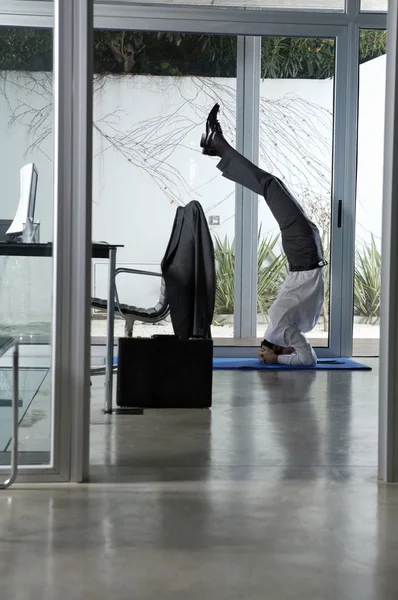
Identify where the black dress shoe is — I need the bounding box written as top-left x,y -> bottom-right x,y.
200,103 -> 223,156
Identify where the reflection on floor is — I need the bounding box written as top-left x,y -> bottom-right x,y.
90,359 -> 379,481
3,358 -> 398,599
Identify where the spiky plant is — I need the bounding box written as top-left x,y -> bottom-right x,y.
257,232 -> 288,315
354,235 -> 381,324
213,235 -> 235,317
213,231 -> 287,318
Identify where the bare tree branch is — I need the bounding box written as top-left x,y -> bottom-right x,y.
0,71 -> 334,219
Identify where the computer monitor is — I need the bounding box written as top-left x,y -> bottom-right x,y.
6,163 -> 38,238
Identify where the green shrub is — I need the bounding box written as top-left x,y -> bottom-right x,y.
257,233 -> 289,315
214,235 -> 235,317
214,232 -> 382,326
213,231 -> 287,317
354,235 -> 381,324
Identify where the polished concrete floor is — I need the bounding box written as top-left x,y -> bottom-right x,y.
2,359 -> 398,600
89,360 -> 379,482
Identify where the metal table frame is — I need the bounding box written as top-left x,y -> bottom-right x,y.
0,242 -> 121,415
104,247 -> 116,414
0,338 -> 19,489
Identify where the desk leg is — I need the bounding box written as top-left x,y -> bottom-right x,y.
0,344 -> 19,489
104,248 -> 116,414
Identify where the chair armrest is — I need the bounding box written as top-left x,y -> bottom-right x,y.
113,267 -> 166,323
115,268 -> 162,278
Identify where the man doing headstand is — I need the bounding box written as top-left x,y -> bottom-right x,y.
201,104 -> 327,366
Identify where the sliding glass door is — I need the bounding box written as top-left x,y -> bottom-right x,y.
2,0 -> 382,483
88,23 -> 352,357
90,30 -> 238,343
0,0 -> 94,485
231,26 -> 353,358
353,28 -> 386,357
257,35 -> 336,350
0,22 -> 54,472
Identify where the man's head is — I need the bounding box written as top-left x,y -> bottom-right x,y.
261,339 -> 294,356
273,345 -> 294,355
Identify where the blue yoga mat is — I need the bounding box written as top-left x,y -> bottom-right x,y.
110,356 -> 371,370
213,358 -> 371,371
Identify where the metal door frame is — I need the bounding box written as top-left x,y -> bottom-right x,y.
0,0 -> 94,484
0,1 -> 388,482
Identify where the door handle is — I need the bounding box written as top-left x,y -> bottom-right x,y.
337,200 -> 343,228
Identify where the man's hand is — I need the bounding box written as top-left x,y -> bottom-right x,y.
257,349 -> 278,364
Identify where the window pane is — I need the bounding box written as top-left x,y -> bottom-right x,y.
107,0 -> 344,8
258,37 -> 335,348
353,30 -> 386,356
91,32 -> 237,342
0,26 -> 53,467
361,0 -> 387,11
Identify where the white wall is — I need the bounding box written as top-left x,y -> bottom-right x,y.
91,75 -> 237,307
356,54 -> 386,249
258,77 -> 334,241
0,58 -> 386,326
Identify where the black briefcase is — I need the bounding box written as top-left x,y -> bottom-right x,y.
116,336 -> 213,408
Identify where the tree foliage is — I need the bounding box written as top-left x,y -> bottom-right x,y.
0,28 -> 52,71
0,27 -> 387,79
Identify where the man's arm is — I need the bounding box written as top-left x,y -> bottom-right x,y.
277,328 -> 317,367
277,345 -> 317,367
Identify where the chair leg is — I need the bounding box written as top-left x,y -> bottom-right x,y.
125,318 -> 134,338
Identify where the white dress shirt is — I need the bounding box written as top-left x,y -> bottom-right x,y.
264,268 -> 325,366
